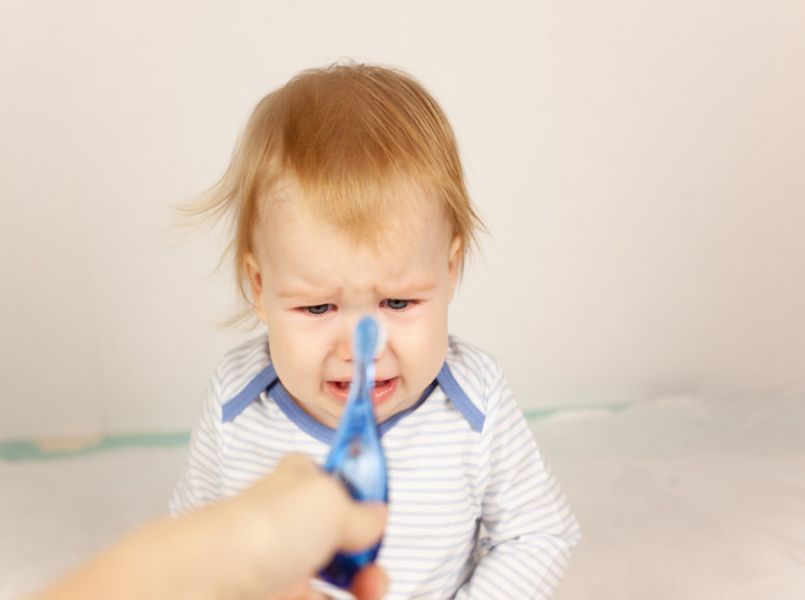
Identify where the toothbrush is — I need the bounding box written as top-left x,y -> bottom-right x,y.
319,315 -> 389,589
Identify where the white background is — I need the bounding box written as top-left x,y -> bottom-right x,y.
2,0 -> 804,439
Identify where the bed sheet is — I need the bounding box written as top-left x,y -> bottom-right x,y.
0,446 -> 188,598
2,394 -> 803,599
535,393 -> 805,599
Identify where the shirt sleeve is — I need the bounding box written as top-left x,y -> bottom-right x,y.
455,363 -> 580,599
169,369 -> 226,516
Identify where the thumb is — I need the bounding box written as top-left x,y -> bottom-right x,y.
336,501 -> 388,553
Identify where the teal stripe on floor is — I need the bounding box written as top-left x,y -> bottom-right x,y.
0,432 -> 190,462
523,401 -> 630,420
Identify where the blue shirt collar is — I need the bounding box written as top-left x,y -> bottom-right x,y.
221,362 -> 484,442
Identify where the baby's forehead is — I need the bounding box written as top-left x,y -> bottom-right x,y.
254,194 -> 452,289
258,178 -> 452,249
258,216 -> 447,300
263,208 -> 448,262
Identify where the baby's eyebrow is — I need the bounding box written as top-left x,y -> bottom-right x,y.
383,281 -> 437,295
277,280 -> 437,300
277,287 -> 338,300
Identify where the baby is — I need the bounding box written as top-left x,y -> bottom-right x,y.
171,63 -> 579,599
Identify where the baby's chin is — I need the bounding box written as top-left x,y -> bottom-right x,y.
282,389 -> 342,429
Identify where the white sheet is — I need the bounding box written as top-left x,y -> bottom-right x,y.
2,395 -> 804,599
534,394 -> 805,599
0,447 -> 187,598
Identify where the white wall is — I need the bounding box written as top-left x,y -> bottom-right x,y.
2,0 -> 804,439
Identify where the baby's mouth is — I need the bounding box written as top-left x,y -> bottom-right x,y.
326,377 -> 399,405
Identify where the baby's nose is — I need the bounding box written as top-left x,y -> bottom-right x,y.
334,318 -> 387,362
372,328 -> 387,362
334,333 -> 352,362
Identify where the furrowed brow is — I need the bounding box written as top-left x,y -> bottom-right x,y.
384,281 -> 437,296
277,287 -> 339,301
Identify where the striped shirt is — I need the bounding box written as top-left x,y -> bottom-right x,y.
170,334 -> 579,599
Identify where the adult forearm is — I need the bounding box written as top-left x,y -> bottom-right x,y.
36,499 -> 274,600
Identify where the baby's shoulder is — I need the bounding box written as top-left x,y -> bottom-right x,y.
444,334 -> 506,412
211,334 -> 272,405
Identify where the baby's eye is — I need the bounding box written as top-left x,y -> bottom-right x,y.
304,303 -> 335,315
382,299 -> 411,311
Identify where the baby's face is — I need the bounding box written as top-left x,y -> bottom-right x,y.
246,188 -> 461,427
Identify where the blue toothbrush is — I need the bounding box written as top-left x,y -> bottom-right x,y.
319,315 -> 389,589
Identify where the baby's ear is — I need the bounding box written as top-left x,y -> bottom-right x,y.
447,234 -> 462,293
244,252 -> 268,323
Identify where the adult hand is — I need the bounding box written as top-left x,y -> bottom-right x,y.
234,453 -> 389,599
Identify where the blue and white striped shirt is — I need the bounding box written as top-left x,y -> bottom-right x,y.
170,334 -> 579,599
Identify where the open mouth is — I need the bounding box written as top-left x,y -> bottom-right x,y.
326,377 -> 399,405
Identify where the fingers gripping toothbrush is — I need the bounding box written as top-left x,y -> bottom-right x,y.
319,315 -> 389,589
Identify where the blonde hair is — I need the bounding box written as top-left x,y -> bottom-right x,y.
188,62 -> 483,318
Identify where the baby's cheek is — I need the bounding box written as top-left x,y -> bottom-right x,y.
402,328 -> 447,383
267,337 -> 305,381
